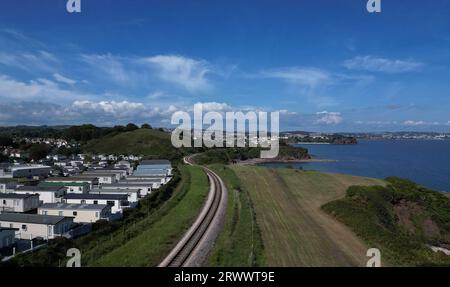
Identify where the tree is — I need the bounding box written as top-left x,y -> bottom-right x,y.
141,123 -> 152,129
125,123 -> 139,132
0,136 -> 13,147
28,144 -> 50,161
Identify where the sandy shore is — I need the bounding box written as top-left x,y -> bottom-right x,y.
234,157 -> 337,166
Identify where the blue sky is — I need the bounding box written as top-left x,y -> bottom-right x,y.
0,0 -> 449,132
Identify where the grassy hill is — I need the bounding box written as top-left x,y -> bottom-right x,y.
222,166 -> 385,267
82,129 -> 185,160
323,177 -> 450,266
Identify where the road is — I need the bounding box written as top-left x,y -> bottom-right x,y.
158,155 -> 228,267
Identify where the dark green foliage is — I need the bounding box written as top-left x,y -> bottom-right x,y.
194,144 -> 309,165
125,123 -> 139,132
0,136 -> 13,147
322,178 -> 450,266
28,143 -> 51,161
0,126 -> 65,138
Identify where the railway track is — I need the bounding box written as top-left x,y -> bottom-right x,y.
159,156 -> 226,267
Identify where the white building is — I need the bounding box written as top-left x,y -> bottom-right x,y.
14,186 -> 66,204
38,203 -> 112,223
0,213 -> 74,240
0,194 -> 40,213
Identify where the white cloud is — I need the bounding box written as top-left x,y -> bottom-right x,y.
315,111 -> 343,125
0,74 -> 93,103
0,50 -> 58,72
402,120 -> 440,126
195,102 -> 232,112
53,73 -> 77,85
447,121 -> 450,126
72,100 -> 146,116
260,67 -> 331,88
81,54 -> 130,84
141,55 -> 212,92
343,56 -> 423,73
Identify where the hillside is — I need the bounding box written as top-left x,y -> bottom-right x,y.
322,177 -> 450,266
82,129 -> 185,160
227,166 -> 385,267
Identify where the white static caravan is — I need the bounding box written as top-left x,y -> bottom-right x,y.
0,213 -> 74,240
101,183 -> 152,197
14,186 -> 66,204
90,188 -> 139,206
38,203 -> 112,223
0,193 -> 40,213
63,193 -> 129,215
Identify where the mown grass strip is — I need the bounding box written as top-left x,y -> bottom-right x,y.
207,164 -> 265,267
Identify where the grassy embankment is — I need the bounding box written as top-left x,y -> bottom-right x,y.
207,164 -> 265,267
323,177 -> 450,266
230,166 -> 385,267
91,165 -> 209,266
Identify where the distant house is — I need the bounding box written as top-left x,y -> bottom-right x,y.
38,203 -> 112,223
0,213 -> 74,240
38,181 -> 89,194
14,186 -> 66,204
101,183 -> 153,197
0,227 -> 17,248
90,188 -> 139,205
0,194 -> 40,213
63,193 -> 129,215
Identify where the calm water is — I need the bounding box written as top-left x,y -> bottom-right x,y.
260,140 -> 450,192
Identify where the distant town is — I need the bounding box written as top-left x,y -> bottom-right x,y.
282,131 -> 450,144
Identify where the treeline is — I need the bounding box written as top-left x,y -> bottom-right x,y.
0,124 -> 155,143
0,126 -> 67,138
62,123 -> 153,142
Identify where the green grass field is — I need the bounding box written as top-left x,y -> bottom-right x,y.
207,165 -> 265,267
90,165 -> 209,266
231,166 -> 385,267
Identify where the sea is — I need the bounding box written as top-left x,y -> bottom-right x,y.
259,140 -> 450,193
